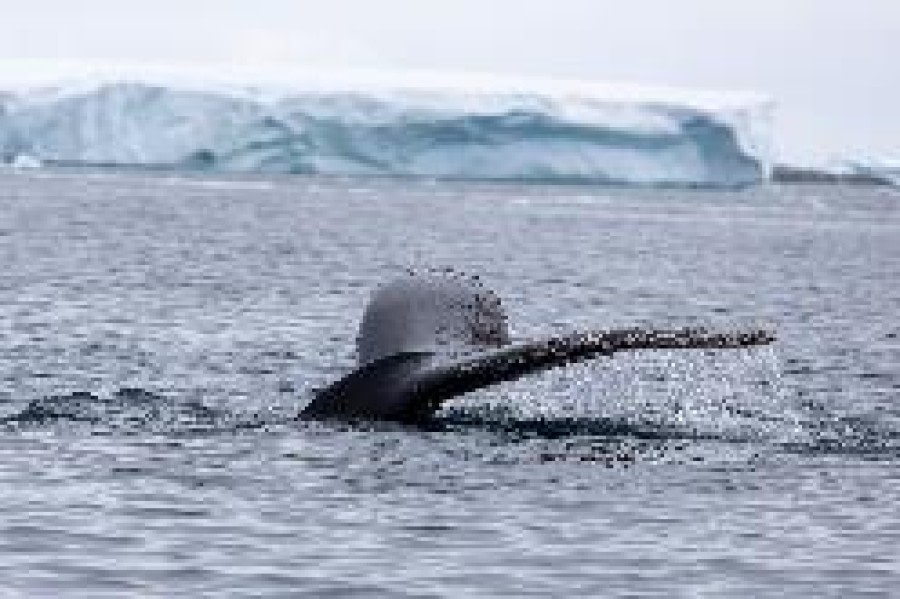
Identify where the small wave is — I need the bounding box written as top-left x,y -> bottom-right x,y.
431,406 -> 723,442
776,406 -> 900,460
8,382 -> 894,462
2,388 -> 228,433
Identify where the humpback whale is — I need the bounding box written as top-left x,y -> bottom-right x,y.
301,272 -> 774,423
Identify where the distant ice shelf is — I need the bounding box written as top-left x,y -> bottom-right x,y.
772,159 -> 900,187
0,64 -> 775,187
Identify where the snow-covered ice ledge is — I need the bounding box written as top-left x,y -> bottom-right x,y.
0,63 -> 775,187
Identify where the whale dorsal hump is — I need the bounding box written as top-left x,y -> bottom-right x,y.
356,272 -> 510,366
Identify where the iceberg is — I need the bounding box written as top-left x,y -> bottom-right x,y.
0,64 -> 775,187
0,153 -> 42,169
830,158 -> 900,187
772,158 -> 900,187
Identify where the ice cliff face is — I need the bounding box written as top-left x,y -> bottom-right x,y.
0,68 -> 774,187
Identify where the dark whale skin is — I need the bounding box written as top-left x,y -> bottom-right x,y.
300,273 -> 775,423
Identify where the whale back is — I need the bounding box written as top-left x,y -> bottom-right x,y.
357,273 -> 510,366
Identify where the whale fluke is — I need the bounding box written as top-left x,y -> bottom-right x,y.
301,273 -> 775,423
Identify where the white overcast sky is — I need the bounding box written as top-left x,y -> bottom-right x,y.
1,0 -> 897,163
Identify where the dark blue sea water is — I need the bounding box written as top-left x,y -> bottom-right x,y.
1,170 -> 898,597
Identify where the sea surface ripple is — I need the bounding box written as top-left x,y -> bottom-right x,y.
1,170 -> 898,597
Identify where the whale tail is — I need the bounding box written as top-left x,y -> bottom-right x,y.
301,273 -> 775,423
403,326 -> 774,422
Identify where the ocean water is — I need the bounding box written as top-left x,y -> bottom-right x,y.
0,170 -> 898,597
